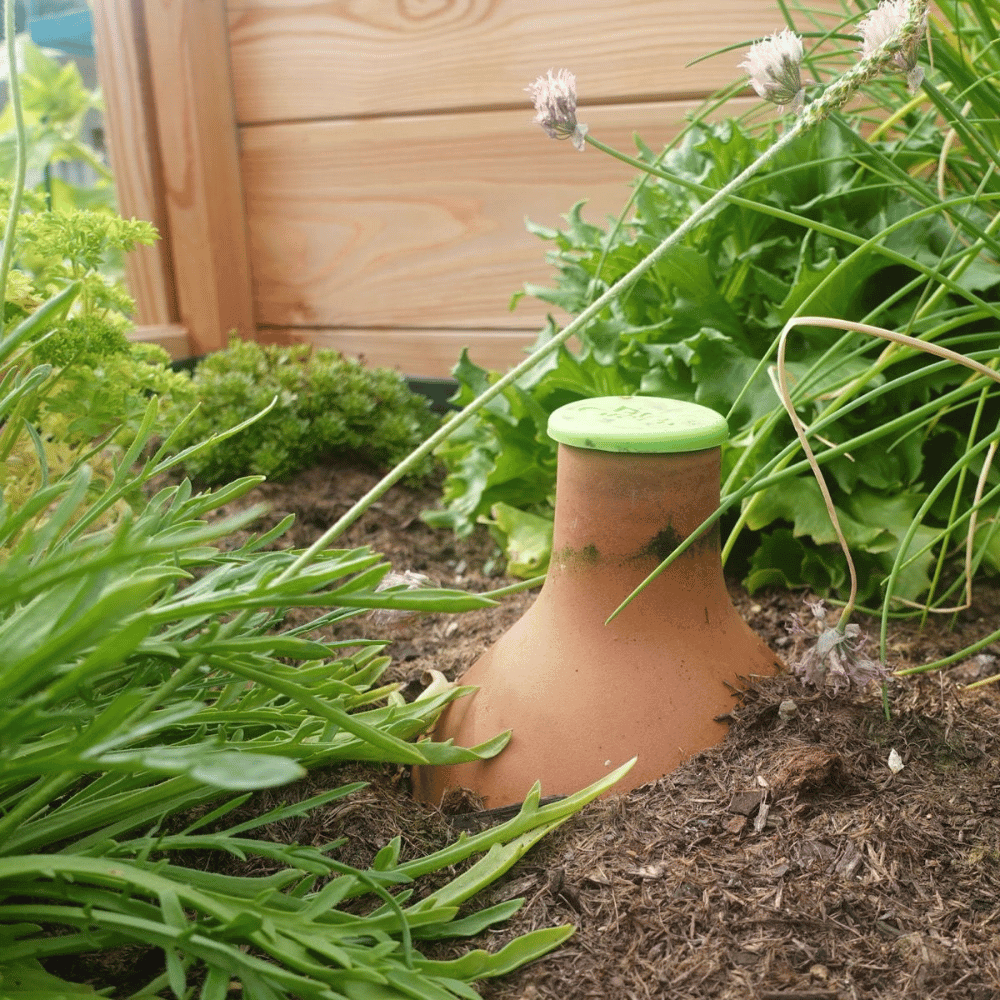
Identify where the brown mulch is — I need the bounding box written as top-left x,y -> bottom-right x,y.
463,674 -> 1000,1000
70,458 -> 1000,998
209,458 -> 1000,1000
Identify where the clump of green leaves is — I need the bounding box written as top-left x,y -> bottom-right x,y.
427,108 -> 1000,606
0,23 -> 624,994
171,336 -> 439,484
0,371 -> 627,997
0,38 -> 193,461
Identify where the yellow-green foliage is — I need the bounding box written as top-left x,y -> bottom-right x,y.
0,198 -> 193,540
0,434 -> 130,552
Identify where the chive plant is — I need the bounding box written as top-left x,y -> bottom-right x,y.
607,0 -> 1000,688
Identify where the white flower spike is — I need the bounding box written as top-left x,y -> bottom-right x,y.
526,69 -> 588,151
739,29 -> 806,114
859,0 -> 927,92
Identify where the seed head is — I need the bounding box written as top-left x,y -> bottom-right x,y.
526,69 -> 588,151
859,0 -> 927,92
787,600 -> 890,695
367,570 -> 433,631
739,29 -> 806,114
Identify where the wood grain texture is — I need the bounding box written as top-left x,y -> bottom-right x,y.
92,0 -> 177,326
262,326 -> 536,377
241,98 -> 756,335
142,0 -> 256,355
127,323 -> 192,361
227,0 -> 779,123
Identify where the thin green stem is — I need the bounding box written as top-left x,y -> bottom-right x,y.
0,0 -> 27,311
777,315 -> 1000,633
920,378 -> 993,627
479,574 -> 546,599
608,351 -> 998,622
275,118 -> 811,583
776,323 -> 859,632
877,436 -> 1000,659
895,621 -> 1000,676
131,656 -> 209,725
0,772 -> 75,851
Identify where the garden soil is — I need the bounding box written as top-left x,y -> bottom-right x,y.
80,459 -> 1000,998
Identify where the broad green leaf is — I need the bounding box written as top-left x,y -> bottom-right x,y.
484,502 -> 553,578
94,748 -> 305,790
410,898 -> 524,941
413,731 -> 511,766
414,924 -> 575,981
743,476 -> 889,550
745,528 -> 847,595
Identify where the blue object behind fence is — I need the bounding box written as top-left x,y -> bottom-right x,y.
28,2 -> 93,58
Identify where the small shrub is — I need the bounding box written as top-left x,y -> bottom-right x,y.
171,337 -> 439,483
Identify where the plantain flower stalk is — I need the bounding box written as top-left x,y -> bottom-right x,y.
526,69 -> 588,151
859,0 -> 928,92
739,29 -> 806,114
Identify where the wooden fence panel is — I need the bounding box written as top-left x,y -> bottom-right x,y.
227,0 -> 779,122
102,1 -> 790,373
92,0 -> 179,337
263,327 -> 539,376
244,99 -> 754,374
141,0 -> 256,356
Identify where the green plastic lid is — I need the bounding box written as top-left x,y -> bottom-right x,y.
547,396 -> 728,453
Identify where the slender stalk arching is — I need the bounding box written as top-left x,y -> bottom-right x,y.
0,0 -> 26,310
287,0 -> 929,579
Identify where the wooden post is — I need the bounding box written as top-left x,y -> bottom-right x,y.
92,0 -> 179,336
139,0 -> 255,356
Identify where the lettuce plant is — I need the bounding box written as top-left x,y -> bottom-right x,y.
424,1 -> 1000,617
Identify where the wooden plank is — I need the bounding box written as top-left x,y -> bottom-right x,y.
141,0 -> 256,356
92,0 -> 177,326
261,327 -> 539,379
241,98 -> 757,333
227,0 -> 781,123
127,323 -> 192,361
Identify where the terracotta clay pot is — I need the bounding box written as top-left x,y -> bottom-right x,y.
412,397 -> 782,808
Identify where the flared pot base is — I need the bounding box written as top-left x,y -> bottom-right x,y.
413,441 -> 783,809
412,592 -> 781,808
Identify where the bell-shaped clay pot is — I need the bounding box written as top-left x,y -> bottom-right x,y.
412,397 -> 781,808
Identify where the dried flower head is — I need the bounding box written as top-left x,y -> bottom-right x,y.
739,29 -> 806,114
859,0 -> 927,92
526,69 -> 588,151
367,570 -> 433,630
787,600 -> 890,695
